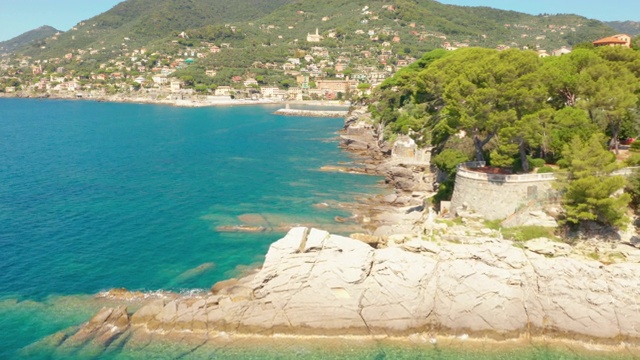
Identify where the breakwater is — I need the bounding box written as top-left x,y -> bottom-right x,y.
274,108 -> 349,117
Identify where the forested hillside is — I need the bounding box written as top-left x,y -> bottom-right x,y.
606,21 -> 640,36
20,0 -> 293,57
18,0 -> 613,60
0,26 -> 59,55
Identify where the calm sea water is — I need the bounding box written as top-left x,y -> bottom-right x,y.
0,99 -> 631,359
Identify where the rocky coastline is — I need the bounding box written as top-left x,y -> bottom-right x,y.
22,105 -> 640,358
28,226 -> 640,357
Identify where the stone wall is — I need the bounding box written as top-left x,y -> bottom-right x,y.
450,163 -> 556,220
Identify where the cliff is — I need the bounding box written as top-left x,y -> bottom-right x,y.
40,227 -> 640,356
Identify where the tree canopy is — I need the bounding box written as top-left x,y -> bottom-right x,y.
372,45 -> 640,227
372,46 -> 640,168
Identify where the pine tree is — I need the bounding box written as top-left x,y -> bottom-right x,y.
557,134 -> 630,227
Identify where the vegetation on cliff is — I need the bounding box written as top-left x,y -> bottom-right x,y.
371,45 -> 640,227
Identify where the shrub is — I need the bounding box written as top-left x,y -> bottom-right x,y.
626,153 -> 640,166
483,219 -> 502,230
512,156 -> 545,173
434,181 -> 454,204
433,149 -> 471,177
502,226 -> 558,242
630,141 -> 640,152
537,166 -> 554,173
530,158 -> 546,168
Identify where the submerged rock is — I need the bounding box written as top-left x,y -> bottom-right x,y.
215,225 -> 267,233
56,306 -> 130,355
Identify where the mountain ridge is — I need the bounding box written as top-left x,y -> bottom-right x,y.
606,21 -> 640,36
0,25 -> 60,55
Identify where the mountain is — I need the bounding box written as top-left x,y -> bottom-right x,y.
606,21 -> 640,36
250,0 -> 613,48
18,0 -> 614,61
20,0 -> 294,58
0,25 -> 60,55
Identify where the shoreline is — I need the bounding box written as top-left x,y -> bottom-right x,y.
0,91 -> 350,109
27,317 -> 638,359
29,226 -> 640,359
15,102 -> 640,358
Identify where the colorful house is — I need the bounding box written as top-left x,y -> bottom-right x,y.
593,34 -> 632,48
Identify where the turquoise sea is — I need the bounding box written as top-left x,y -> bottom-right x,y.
0,99 -> 633,359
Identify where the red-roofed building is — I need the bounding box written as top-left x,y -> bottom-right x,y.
593,34 -> 632,48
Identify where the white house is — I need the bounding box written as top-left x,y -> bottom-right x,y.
244,78 -> 258,87
214,86 -> 232,96
170,81 -> 182,92
152,75 -> 168,85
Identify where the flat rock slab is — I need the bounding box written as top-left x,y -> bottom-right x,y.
56,227 -> 640,354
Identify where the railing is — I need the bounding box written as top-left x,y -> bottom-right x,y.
456,162 -> 555,183
456,162 -> 640,183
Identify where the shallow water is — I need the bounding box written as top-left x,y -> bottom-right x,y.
0,99 -> 382,358
0,99 -> 634,359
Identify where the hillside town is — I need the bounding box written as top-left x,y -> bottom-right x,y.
0,1 -> 634,103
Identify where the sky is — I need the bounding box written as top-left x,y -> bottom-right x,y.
437,0 -> 640,22
0,0 -> 639,42
0,0 -> 122,41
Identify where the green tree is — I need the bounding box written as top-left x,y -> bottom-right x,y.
433,149 -> 471,203
279,78 -> 294,89
557,134 -> 630,228
546,107 -> 598,160
633,35 -> 640,50
578,59 -> 639,153
180,75 -> 195,87
625,169 -> 640,211
433,149 -> 470,178
438,49 -> 543,162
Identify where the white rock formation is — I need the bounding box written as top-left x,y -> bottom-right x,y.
52,227 -> 640,353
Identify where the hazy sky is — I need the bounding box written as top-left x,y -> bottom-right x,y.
0,0 -> 122,41
438,0 -> 640,22
1,0 -> 639,42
